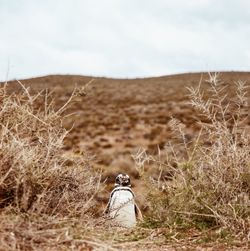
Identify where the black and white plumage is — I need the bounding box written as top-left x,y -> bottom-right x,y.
104,174 -> 142,228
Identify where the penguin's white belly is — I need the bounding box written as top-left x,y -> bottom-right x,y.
109,190 -> 136,228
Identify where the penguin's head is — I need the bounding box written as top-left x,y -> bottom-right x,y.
115,173 -> 131,187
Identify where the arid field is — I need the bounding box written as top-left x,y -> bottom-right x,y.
1,71 -> 250,250
7,72 -> 250,200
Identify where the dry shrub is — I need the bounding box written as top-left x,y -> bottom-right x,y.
138,74 -> 250,238
0,81 -> 101,250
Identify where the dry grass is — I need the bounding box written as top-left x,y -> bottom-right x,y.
135,73 -> 250,240
1,73 -> 250,250
0,81 -> 102,250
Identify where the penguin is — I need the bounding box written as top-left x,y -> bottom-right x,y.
104,173 -> 143,228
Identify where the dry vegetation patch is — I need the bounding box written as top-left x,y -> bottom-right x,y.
0,82 -> 102,250
137,74 -> 250,241
1,73 -> 250,250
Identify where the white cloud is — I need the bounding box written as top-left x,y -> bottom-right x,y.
0,0 -> 250,80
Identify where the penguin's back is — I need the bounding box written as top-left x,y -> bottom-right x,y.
109,187 -> 136,228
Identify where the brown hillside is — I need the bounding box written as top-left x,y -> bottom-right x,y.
4,72 -> 250,209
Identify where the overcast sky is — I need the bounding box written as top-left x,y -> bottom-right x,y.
0,0 -> 250,80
